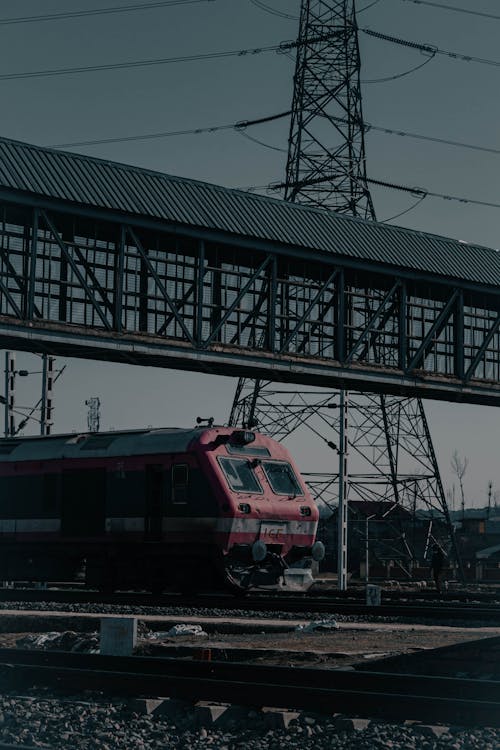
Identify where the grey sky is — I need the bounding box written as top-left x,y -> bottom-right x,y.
1,0 -> 498,506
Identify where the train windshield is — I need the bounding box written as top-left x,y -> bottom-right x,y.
262,461 -> 303,496
218,457 -> 263,493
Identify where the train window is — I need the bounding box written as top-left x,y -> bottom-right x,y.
226,444 -> 271,457
262,461 -> 303,496
172,464 -> 189,504
218,457 -> 263,494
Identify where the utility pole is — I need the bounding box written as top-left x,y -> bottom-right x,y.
40,354 -> 55,436
3,351 -> 15,438
2,352 -> 64,438
337,390 -> 349,590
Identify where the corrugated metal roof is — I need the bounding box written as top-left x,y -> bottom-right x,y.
0,136 -> 499,289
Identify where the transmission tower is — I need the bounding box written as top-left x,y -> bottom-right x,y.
230,0 -> 461,582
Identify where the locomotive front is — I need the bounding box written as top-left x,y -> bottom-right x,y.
195,427 -> 325,591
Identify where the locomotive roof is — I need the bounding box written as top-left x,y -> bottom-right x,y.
0,427 -> 211,462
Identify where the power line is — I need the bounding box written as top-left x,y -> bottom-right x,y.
49,111 -> 292,148
248,0 -> 297,20
399,0 -> 500,22
238,110 -> 500,158
248,0 -> 383,17
269,174 -> 500,211
362,52 -> 436,82
347,116 -> 500,156
362,27 -> 500,69
0,48 -> 276,83
0,27 -> 496,84
367,178 -> 500,211
379,194 -> 427,223
49,109 -> 500,157
0,33 -> 333,83
358,0 -> 384,11
51,123 -> 235,149
0,0 -> 214,27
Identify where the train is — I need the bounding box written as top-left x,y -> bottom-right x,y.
0,425 -> 325,592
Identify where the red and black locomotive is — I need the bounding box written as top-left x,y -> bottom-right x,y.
0,426 -> 324,592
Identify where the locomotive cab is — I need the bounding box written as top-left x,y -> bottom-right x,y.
198,427 -> 324,591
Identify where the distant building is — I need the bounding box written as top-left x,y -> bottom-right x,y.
318,500 -> 449,581
453,509 -> 500,582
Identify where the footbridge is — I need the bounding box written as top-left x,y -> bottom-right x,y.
0,137 -> 499,405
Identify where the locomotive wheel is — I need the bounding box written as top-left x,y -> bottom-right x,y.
223,563 -> 254,594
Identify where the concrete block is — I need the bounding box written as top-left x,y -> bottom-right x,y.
128,698 -> 165,716
261,707 -> 300,728
152,698 -> 192,720
100,617 -> 137,656
333,716 -> 355,732
411,724 -> 450,738
351,719 -> 371,732
215,704 -> 253,729
193,702 -> 229,726
283,568 -> 314,591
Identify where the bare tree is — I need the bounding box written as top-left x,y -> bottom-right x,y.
451,451 -> 469,521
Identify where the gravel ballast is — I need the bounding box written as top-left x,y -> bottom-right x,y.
0,691 -> 498,750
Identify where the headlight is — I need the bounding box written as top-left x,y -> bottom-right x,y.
311,541 -> 325,562
251,540 -> 267,563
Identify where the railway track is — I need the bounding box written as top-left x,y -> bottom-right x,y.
1,648 -> 499,727
1,588 -> 499,622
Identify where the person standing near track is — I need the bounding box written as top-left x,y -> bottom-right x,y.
431,544 -> 445,593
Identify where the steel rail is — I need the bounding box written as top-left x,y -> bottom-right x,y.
0,589 -> 499,622
1,649 -> 499,727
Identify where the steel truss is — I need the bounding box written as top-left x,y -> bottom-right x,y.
0,200 -> 498,403
230,382 -> 457,571
230,0 -> 467,577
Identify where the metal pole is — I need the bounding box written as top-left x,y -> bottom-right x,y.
365,516 -> 369,584
4,352 -> 15,438
40,354 -> 54,436
40,354 -> 47,436
3,352 -> 8,438
337,389 -> 349,590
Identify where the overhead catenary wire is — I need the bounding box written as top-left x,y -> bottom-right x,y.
0,33 -> 334,83
50,109 -> 500,157
49,111 -> 292,148
248,0 -> 382,17
248,0 -> 297,20
1,25 -> 498,83
0,0 -> 214,27
399,0 -> 500,22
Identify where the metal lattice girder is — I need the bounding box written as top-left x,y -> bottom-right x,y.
229,384 -> 459,554
285,0 -> 375,218
0,203 -> 499,405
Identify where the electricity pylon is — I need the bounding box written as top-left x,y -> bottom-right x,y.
230,0 -> 462,583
